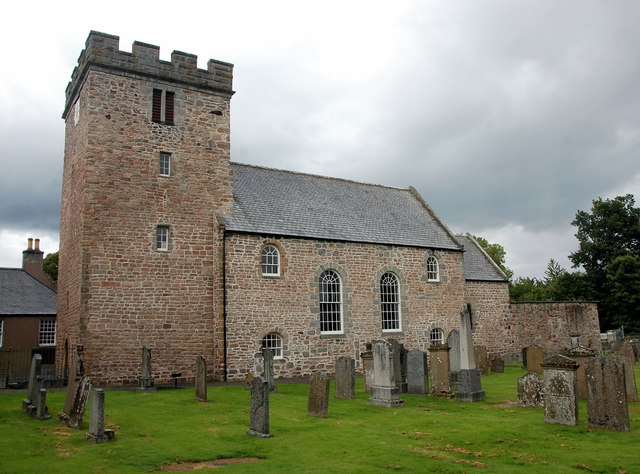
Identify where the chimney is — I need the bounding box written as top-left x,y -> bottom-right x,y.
22,237 -> 56,291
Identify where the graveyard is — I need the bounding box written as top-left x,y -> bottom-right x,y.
1,363 -> 639,473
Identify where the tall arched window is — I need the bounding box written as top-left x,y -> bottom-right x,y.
380,273 -> 400,331
320,270 -> 342,334
261,245 -> 280,276
427,256 -> 439,281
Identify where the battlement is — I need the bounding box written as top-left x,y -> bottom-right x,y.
63,31 -> 234,118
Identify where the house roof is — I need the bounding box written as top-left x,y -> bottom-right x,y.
0,268 -> 57,315
224,163 -> 462,251
455,234 -> 509,282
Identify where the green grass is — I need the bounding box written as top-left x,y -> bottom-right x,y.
1,365 -> 639,473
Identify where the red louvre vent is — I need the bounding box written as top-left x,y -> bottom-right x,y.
152,88 -> 163,123
165,91 -> 175,125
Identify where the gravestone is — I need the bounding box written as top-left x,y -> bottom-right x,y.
517,372 -> 544,407
474,345 -> 490,375
195,356 -> 207,402
407,349 -> 428,395
630,339 -> 640,362
308,372 -> 330,417
447,330 -> 460,387
59,377 -> 92,429
524,345 -> 544,374
490,355 -> 505,373
247,377 -> 272,437
138,346 -> 155,392
429,343 -> 451,394
261,348 -> 277,393
360,344 -> 374,392
335,357 -> 355,399
620,341 -> 638,402
566,346 -> 596,399
586,355 -> 629,431
34,388 -> 51,420
23,354 -> 43,413
389,339 -> 408,393
455,306 -> 485,402
542,355 -> 579,426
610,340 -> 622,353
86,388 -> 115,442
367,341 -> 404,407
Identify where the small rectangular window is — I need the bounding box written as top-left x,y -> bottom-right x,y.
156,226 -> 170,251
152,88 -> 175,125
160,152 -> 171,177
38,320 -> 56,346
0,320 -> 3,348
74,98 -> 80,126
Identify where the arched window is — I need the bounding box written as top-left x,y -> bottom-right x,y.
261,245 -> 280,276
320,270 -> 342,334
429,328 -> 444,345
380,273 -> 400,331
427,256 -> 439,281
261,333 -> 283,359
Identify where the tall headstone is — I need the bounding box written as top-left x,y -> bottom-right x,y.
195,356 -> 207,402
335,357 -> 355,399
518,372 -> 544,407
308,372 -> 330,417
455,307 -> 485,402
586,355 -> 629,431
262,348 -> 277,393
61,377 -> 92,429
429,343 -> 451,394
138,346 -> 155,392
407,349 -> 428,395
23,354 -> 43,411
34,388 -> 51,420
367,341 -> 404,407
360,344 -> 374,393
474,345 -> 490,375
389,340 -> 408,393
566,346 -> 596,399
447,330 -> 461,387
86,388 -> 115,442
620,341 -> 638,402
524,345 -> 544,374
542,355 -> 579,426
247,377 -> 272,438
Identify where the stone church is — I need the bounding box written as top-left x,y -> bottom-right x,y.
57,32 -> 599,386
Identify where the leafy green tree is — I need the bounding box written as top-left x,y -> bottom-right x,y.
43,251 -> 58,282
472,235 -> 513,279
509,277 -> 547,301
605,255 -> 640,332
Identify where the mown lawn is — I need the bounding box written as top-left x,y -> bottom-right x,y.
0,364 -> 638,473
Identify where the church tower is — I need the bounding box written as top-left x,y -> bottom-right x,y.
58,32 -> 234,384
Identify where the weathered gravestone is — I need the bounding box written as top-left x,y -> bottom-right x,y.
429,343 -> 451,394
620,341 -> 638,402
566,346 -> 596,399
610,340 -> 623,353
517,372 -> 544,407
455,306 -> 485,402
586,355 -> 629,431
308,372 -> 330,417
335,357 -> 355,399
195,356 -> 207,402
34,388 -> 51,420
490,355 -> 505,374
542,355 -> 579,426
360,344 -> 374,393
407,349 -> 428,395
630,339 -> 640,363
247,377 -> 272,437
22,354 -> 42,414
138,346 -> 155,392
389,339 -> 408,393
86,388 -> 115,442
367,341 -> 404,407
474,345 -> 490,375
524,345 -> 544,374
261,348 -> 277,393
60,377 -> 92,429
447,330 -> 460,388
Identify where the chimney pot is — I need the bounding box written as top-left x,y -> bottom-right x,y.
34,238 -> 40,251
27,238 -> 33,250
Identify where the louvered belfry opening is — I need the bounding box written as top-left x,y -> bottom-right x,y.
152,89 -> 175,125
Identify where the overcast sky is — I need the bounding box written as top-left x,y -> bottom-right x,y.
1,0 -> 639,278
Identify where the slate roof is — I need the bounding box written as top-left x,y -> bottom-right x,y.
455,234 -> 509,282
225,163 -> 462,251
0,269 -> 57,315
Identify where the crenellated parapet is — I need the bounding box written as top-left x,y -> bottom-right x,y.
63,31 -> 233,118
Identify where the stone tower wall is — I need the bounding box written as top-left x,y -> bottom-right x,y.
58,32 -> 234,385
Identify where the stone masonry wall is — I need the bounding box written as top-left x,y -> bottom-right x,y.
224,233 -> 466,380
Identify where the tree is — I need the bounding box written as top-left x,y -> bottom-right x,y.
43,251 -> 58,282
472,235 -> 513,279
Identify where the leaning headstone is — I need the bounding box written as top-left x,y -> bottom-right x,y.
542,354 -> 579,426
23,354 -> 43,413
195,356 -> 207,402
429,343 -> 451,394
86,388 -> 115,442
247,377 -> 272,438
447,330 -> 461,387
367,341 -> 404,407
34,388 -> 51,420
335,357 -> 355,399
407,349 -> 428,395
138,346 -> 155,392
360,344 -> 374,392
566,346 -> 596,399
517,372 -> 544,407
586,355 -> 629,431
389,339 -> 408,393
474,345 -> 490,375
620,341 -> 638,402
60,377 -> 92,429
525,345 -> 544,374
308,372 -> 330,417
455,306 -> 485,402
490,355 -> 505,373
261,348 -> 277,393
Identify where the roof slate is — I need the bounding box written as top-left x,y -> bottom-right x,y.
455,234 -> 509,282
225,163 -> 461,251
0,269 -> 57,315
